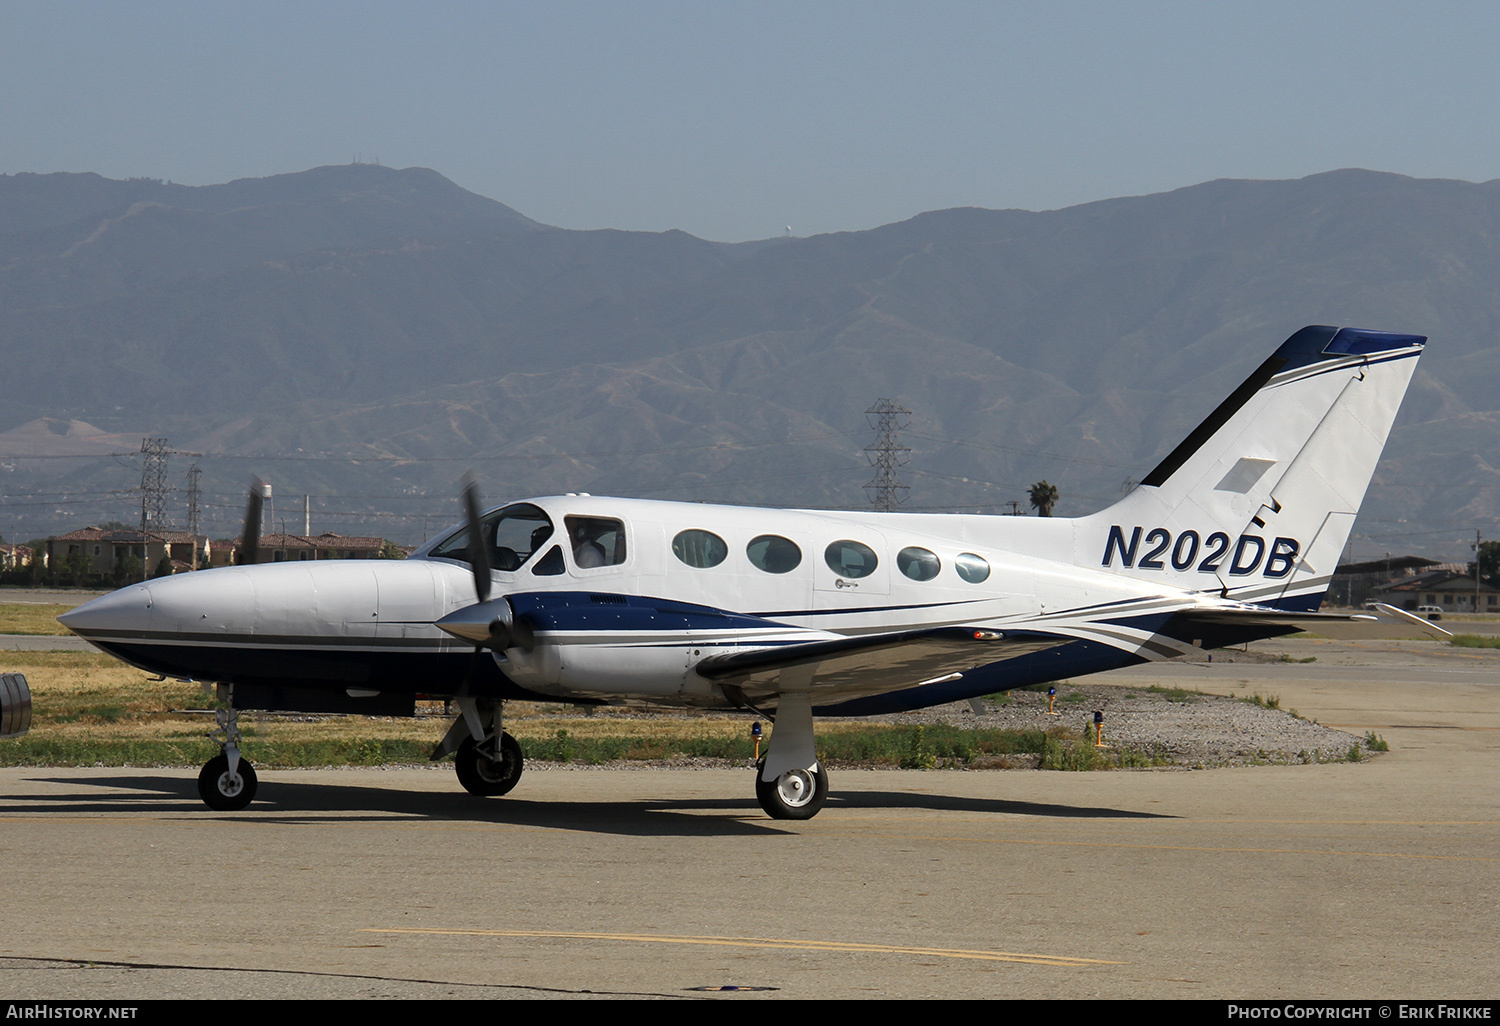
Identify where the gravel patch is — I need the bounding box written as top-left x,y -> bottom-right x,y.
506,679 -> 1372,772
860,683 -> 1371,768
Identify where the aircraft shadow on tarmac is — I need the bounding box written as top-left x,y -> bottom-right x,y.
8,771 -> 1173,835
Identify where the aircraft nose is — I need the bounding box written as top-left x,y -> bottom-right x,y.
58,582 -> 155,638
59,569 -> 260,642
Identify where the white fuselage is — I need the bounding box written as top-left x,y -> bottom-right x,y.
61,493 -> 1223,714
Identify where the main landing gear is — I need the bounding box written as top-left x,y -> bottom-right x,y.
198,686 -> 258,811
753,690 -> 829,820
755,759 -> 828,820
434,697 -> 525,798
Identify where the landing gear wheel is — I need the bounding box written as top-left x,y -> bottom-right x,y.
755,759 -> 828,820
197,753 -> 258,811
455,732 -> 524,797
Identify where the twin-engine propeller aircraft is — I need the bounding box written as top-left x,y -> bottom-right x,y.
55,325 -> 1440,819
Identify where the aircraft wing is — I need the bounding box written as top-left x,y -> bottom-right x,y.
695,627 -> 1070,705
1167,601 -> 1453,641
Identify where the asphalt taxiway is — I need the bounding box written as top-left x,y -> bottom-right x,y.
1,636 -> 1497,1000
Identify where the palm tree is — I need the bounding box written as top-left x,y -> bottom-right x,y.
1028,480 -> 1058,517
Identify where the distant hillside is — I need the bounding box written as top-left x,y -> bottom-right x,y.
0,163 -> 1495,560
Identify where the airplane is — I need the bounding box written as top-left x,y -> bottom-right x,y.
51,324 -> 1443,820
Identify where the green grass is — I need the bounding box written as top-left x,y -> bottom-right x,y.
0,603 -> 73,635
0,651 -> 1209,773
1,734 -> 438,768
1040,733 -> 1104,770
1143,684 -> 1199,703
3,719 -> 1119,771
523,723 -> 1063,767
1449,633 -> 1500,649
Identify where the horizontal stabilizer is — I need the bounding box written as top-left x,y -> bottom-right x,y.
1169,602 -> 1451,641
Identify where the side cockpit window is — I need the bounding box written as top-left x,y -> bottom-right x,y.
430,503 -> 555,572
565,516 -> 627,569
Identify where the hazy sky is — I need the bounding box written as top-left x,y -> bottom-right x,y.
5,0 -> 1499,242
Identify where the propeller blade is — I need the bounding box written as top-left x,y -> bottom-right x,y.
460,471 -> 491,604
237,477 -> 269,566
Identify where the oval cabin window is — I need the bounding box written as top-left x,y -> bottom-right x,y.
672,529 -> 728,569
747,535 -> 802,574
897,546 -> 940,581
825,539 -> 878,579
955,552 -> 991,583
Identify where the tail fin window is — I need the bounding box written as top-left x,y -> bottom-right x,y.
1215,457 -> 1277,493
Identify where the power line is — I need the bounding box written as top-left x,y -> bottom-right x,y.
0,429 -> 862,466
905,430 -> 1136,468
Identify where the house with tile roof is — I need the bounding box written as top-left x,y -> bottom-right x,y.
1372,568 -> 1500,613
47,527 -> 211,577
236,532 -> 395,564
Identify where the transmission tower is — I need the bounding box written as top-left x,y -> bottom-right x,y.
863,399 -> 912,511
139,438 -> 172,535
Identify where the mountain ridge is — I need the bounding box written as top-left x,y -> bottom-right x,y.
0,163 -> 1493,560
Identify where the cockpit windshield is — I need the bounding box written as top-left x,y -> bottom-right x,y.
429,502 -> 554,572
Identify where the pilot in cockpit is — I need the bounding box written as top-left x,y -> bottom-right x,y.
570,520 -> 606,568
528,524 -> 553,562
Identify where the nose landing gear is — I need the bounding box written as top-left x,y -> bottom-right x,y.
434,697 -> 526,798
197,689 -> 258,811
198,751 -> 258,811
454,731 -> 524,797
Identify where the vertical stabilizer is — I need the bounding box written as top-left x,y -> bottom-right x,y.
1076,326 -> 1425,609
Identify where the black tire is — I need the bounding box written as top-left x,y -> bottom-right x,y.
754,759 -> 828,820
455,732 -> 524,797
197,753 -> 258,811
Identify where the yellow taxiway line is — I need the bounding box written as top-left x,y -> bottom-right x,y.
362,927 -> 1123,967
